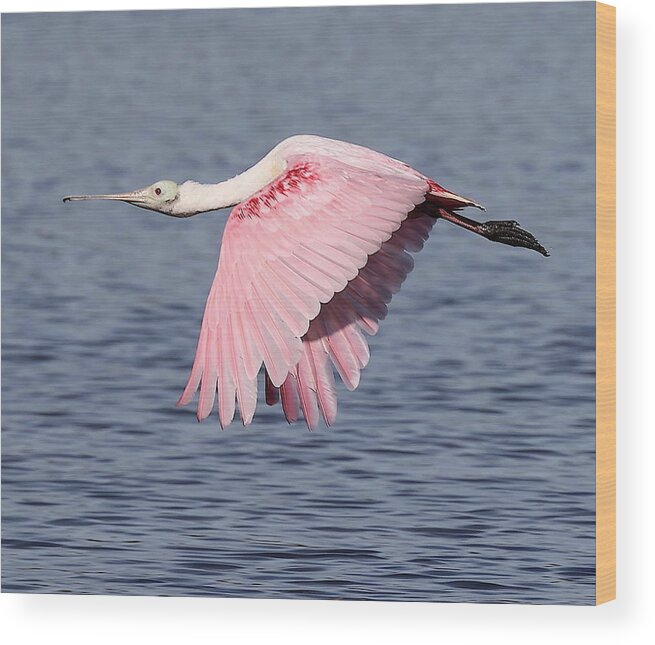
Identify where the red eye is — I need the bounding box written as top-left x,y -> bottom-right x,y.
154,187 -> 162,196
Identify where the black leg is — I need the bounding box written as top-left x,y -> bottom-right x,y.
438,210 -> 550,257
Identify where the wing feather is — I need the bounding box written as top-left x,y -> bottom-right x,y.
280,373 -> 300,423
197,327 -> 218,420
217,325 -> 236,428
305,325 -> 338,427
297,355 -> 320,430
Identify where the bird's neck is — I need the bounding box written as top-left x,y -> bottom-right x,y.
170,153 -> 284,217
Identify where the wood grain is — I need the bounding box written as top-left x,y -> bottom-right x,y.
595,1 -> 615,606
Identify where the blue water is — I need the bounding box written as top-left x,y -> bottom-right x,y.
2,4 -> 596,603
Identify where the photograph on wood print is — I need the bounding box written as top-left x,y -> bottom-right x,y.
1,2 -> 615,604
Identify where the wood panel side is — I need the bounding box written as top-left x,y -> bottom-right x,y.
595,1 -> 616,606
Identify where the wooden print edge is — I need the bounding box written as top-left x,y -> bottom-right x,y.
595,1 -> 616,605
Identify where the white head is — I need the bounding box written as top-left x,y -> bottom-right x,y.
63,180 -> 181,216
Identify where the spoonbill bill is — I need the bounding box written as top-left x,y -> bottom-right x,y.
64,135 -> 548,429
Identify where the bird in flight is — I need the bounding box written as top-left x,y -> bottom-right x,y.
64,135 -> 548,430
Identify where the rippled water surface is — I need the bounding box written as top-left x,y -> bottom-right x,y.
2,4 -> 596,603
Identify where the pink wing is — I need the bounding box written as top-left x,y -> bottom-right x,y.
177,153 -> 438,429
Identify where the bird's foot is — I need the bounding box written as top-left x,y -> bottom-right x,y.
479,220 -> 550,257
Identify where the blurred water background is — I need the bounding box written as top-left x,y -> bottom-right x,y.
1,3 -> 596,603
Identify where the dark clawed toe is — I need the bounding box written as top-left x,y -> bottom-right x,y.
480,220 -> 550,257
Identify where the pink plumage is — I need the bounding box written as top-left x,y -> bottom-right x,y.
175,137 -> 478,429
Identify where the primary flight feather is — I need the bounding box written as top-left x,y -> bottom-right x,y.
64,135 -> 548,429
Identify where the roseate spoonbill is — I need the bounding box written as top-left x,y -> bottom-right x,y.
64,135 -> 548,429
